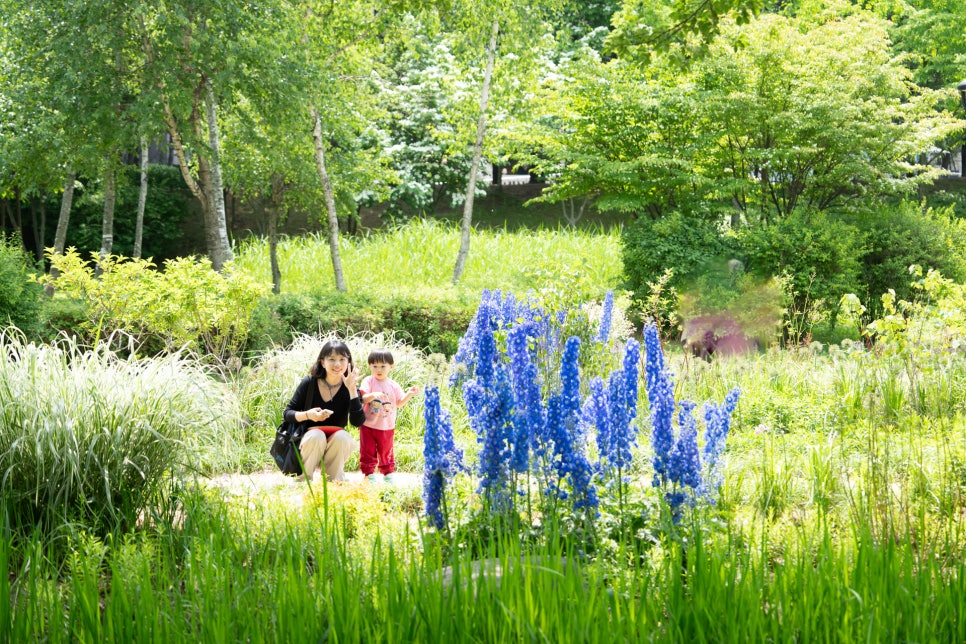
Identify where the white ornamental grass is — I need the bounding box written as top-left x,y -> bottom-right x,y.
0,331 -> 237,534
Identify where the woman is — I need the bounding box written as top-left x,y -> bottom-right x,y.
284,339 -> 365,482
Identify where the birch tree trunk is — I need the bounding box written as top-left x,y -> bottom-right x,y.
269,174 -> 283,294
134,137 -> 149,259
47,173 -> 76,295
100,164 -> 116,260
452,18 -> 499,286
312,107 -> 347,292
205,80 -> 234,270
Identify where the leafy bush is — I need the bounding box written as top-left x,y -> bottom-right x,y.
246,291 -> 476,357
0,234 -> 43,336
847,201 -> 966,319
621,210 -> 734,307
738,210 -> 865,333
35,296 -> 90,344
41,249 -> 270,364
0,333 -> 238,536
381,295 -> 476,356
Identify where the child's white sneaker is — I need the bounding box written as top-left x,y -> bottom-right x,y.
383,473 -> 397,485
365,473 -> 380,484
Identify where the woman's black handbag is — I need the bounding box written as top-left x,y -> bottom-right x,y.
270,421 -> 305,475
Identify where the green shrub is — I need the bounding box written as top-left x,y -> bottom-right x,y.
0,234 -> 43,336
621,210 -> 734,306
846,201 -> 966,319
381,295 -> 476,356
34,296 -> 90,344
246,291 -> 475,357
738,210 -> 865,333
41,249 -> 270,364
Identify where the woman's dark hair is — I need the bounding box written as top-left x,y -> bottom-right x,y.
310,339 -> 354,378
367,348 -> 395,365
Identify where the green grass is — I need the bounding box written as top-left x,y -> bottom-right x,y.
3,485 -> 966,642
233,218 -> 624,302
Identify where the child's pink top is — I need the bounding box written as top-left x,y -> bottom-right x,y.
359,376 -> 405,430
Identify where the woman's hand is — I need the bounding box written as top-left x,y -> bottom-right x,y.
343,365 -> 360,390
305,407 -> 334,422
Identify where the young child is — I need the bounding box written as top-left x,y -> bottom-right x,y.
358,348 -> 420,483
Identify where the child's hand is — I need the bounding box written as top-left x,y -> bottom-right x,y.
408,385 -> 421,395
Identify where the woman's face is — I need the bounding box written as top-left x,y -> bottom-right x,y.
321,352 -> 350,378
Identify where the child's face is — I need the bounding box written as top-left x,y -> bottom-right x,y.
369,361 -> 393,381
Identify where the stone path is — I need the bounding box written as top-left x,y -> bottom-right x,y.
206,469 -> 422,504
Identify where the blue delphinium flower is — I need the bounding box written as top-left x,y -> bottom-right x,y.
474,304 -> 498,390
469,363 -> 516,511
585,377 -> 611,466
704,387 -> 739,464
621,338 -> 641,421
560,336 -> 582,419
507,323 -> 544,474
643,324 -> 675,486
450,289 -> 495,387
547,393 -> 599,514
596,290 -> 614,343
668,400 -> 702,493
702,387 -> 740,496
423,385 -> 464,529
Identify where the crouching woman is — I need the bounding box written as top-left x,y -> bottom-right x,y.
284,339 -> 365,482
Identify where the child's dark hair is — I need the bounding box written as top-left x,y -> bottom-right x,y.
310,339 -> 354,378
367,348 -> 395,365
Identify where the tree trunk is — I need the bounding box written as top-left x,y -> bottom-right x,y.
312,107 -> 347,292
452,18 -> 499,286
204,79 -> 233,270
47,173 -> 76,295
100,163 -> 117,262
29,197 -> 43,262
134,136 -> 149,259
162,96 -> 223,269
13,187 -> 23,232
269,174 -> 283,295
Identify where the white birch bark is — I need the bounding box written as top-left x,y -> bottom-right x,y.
100,164 -> 116,261
312,107 -> 347,292
46,173 -> 76,295
452,18 -> 499,285
134,137 -> 149,259
205,80 -> 233,270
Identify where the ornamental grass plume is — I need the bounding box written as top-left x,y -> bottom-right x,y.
422,385 -> 464,529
